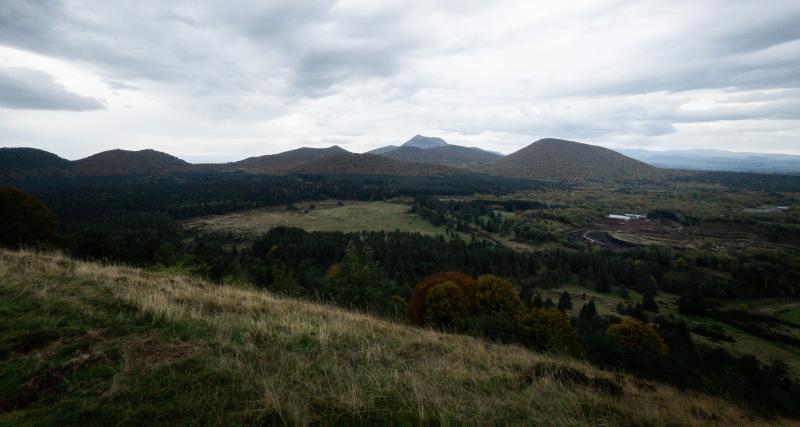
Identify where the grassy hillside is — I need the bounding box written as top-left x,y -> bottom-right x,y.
0,249 -> 784,425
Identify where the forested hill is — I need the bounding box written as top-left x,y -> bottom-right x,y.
490,138 -> 662,181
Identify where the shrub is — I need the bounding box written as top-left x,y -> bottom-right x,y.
406,271 -> 475,326
424,281 -> 470,330
517,308 -> 583,357
607,317 -> 668,354
473,275 -> 524,319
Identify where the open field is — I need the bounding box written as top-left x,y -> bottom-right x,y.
183,200 -> 452,237
0,249 -> 785,425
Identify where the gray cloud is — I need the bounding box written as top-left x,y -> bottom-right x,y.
0,67 -> 104,110
0,1 -> 799,158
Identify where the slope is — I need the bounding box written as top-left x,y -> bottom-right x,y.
72,149 -> 191,176
227,146 -> 349,174
491,138 -> 662,181
288,152 -> 465,176
0,249 -> 777,425
0,147 -> 71,182
380,145 -> 503,169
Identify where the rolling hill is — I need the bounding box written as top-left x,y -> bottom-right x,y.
379,145 -> 503,169
72,149 -> 191,176
227,146 -> 349,174
490,138 -> 662,181
288,152 -> 464,176
370,135 -> 503,169
0,248 -> 772,425
0,147 -> 71,181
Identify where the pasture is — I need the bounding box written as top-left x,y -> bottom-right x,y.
183,200 -> 452,237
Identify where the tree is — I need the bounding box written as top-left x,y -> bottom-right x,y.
517,308 -> 583,356
678,289 -> 706,315
531,293 -> 544,308
0,187 -> 57,249
406,271 -> 475,326
578,300 -> 598,324
642,291 -> 659,313
424,281 -> 470,330
557,291 -> 573,311
472,275 -> 524,319
607,317 -> 668,355
323,242 -> 397,315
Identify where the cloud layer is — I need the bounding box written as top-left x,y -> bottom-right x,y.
0,0 -> 798,159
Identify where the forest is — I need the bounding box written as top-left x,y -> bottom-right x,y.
3,170 -> 800,418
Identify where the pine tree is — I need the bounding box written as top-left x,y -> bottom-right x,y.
557,291 -> 573,311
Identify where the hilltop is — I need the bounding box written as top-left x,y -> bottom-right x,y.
370,135 -> 503,169
0,249 -> 772,425
491,138 -> 662,181
226,146 -> 349,174
0,147 -> 70,181
72,149 -> 192,176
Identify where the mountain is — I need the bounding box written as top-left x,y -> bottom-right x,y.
369,135 -> 504,169
379,145 -> 503,169
73,149 -> 191,176
366,145 -> 399,155
490,138 -> 661,181
0,147 -> 70,181
402,134 -> 448,149
620,148 -> 800,175
289,152 -> 464,176
227,146 -> 349,174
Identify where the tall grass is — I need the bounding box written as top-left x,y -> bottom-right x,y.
0,249 -> 786,425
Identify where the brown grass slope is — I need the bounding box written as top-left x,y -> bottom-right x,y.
490,138 -> 663,181
379,145 -> 503,169
0,249 -> 784,425
72,149 -> 192,176
289,152 -> 467,176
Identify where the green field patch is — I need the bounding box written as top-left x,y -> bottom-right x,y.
778,308 -> 800,325
183,200 -> 453,237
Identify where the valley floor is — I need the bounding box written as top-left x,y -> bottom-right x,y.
0,249 -> 789,425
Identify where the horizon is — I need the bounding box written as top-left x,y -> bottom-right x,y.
5,134 -> 800,164
1,1 -> 799,161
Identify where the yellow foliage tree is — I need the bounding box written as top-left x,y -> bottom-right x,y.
607,317 -> 668,354
473,275 -> 524,319
424,281 -> 470,330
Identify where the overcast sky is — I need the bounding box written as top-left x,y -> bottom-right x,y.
1,0 -> 799,161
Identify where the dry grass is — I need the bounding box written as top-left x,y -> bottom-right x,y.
0,249 -> 789,425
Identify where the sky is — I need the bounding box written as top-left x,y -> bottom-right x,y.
0,0 -> 799,162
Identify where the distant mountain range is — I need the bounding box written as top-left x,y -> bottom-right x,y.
9,136 -> 796,184
620,148 -> 800,175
